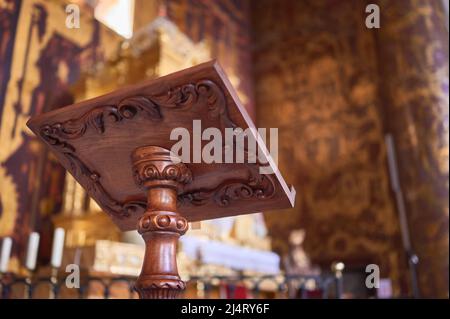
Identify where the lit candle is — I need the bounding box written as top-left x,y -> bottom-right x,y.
50,228 -> 65,268
0,237 -> 13,273
25,232 -> 40,271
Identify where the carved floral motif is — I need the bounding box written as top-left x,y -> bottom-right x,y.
179,165 -> 275,207
133,163 -> 193,188
39,79 -> 274,219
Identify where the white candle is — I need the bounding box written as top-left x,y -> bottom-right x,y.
25,232 -> 40,270
0,237 -> 13,273
50,228 -> 65,268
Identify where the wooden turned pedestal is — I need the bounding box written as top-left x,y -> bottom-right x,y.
131,146 -> 192,299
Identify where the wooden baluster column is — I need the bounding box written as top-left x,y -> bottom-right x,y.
131,146 -> 192,299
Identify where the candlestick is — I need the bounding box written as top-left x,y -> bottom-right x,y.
50,228 -> 65,268
49,266 -> 59,299
0,237 -> 12,273
25,232 -> 40,271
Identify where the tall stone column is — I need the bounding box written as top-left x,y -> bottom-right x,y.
375,0 -> 449,298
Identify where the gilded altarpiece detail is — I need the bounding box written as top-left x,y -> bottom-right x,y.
0,0 -> 122,268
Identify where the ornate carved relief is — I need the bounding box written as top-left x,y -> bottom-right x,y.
39,80 -> 274,219
132,146 -> 193,189
179,165 -> 275,207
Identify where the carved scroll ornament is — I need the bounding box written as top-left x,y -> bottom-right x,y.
39,80 -> 275,219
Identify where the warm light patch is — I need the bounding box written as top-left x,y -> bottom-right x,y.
94,0 -> 134,39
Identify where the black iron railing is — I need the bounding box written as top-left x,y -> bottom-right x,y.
0,272 -> 343,299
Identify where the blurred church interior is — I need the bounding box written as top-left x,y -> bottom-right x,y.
0,0 -> 448,299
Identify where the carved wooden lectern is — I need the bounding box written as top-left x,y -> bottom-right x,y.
27,61 -> 295,299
